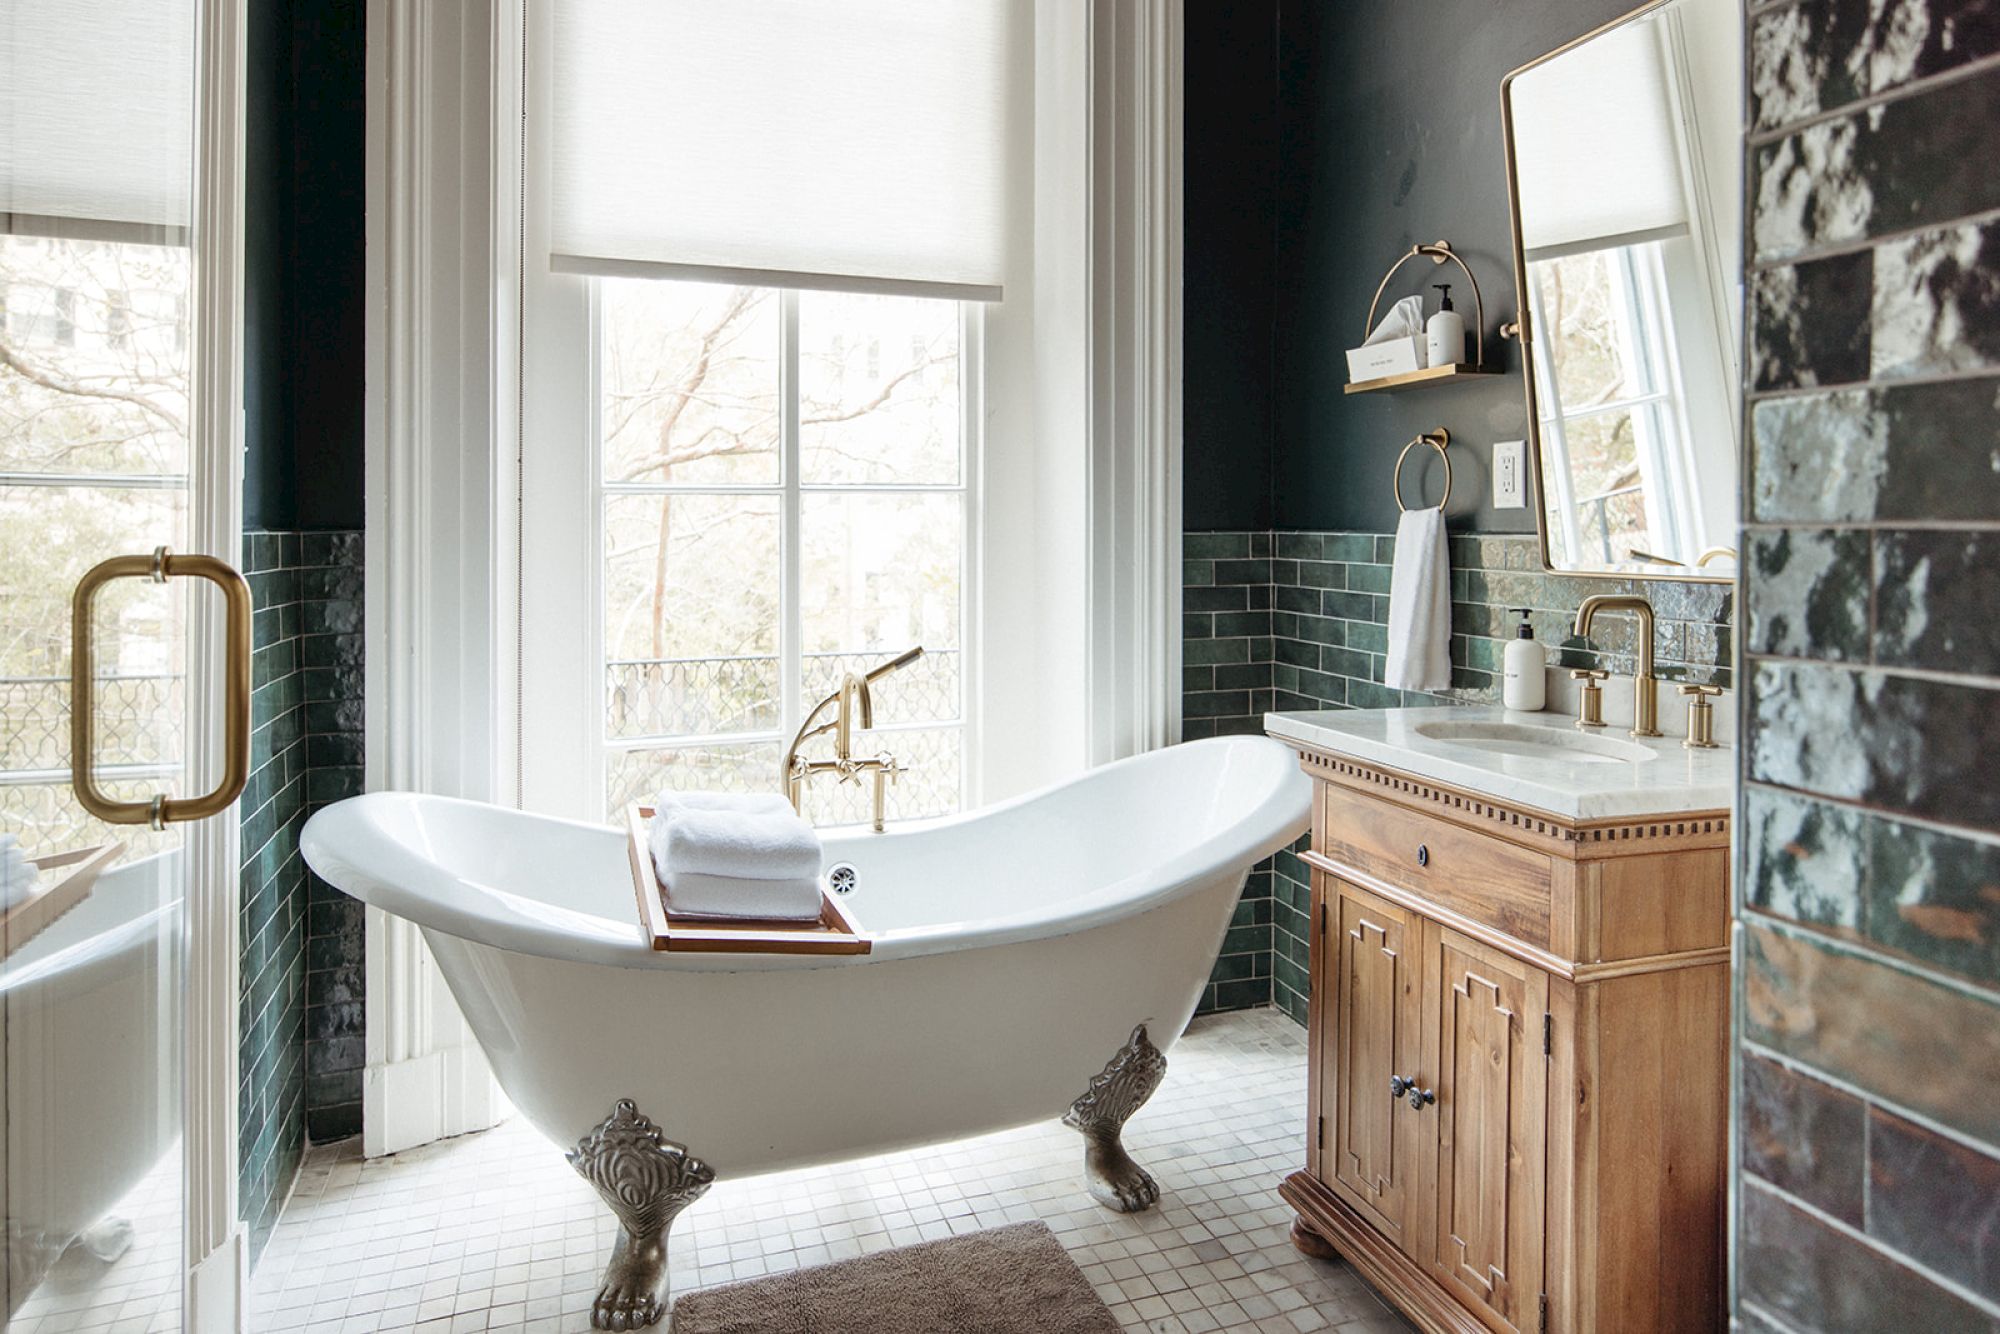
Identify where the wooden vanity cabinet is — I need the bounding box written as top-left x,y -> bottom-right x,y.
1281,747 -> 1729,1334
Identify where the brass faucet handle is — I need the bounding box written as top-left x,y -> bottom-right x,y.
1570,668 -> 1609,731
1678,683 -> 1724,750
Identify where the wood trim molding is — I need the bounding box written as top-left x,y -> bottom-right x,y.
1571,945 -> 1731,983
1082,0 -> 1184,762
1294,746 -> 1729,859
362,0 -> 510,1159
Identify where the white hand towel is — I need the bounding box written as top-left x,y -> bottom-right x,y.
1383,506 -> 1452,692
0,833 -> 40,912
654,805 -> 824,883
661,870 -> 824,922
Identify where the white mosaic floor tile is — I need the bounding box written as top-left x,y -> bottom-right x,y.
28,1009 -> 1413,1333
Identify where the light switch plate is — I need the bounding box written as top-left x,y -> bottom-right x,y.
1493,439 -> 1526,509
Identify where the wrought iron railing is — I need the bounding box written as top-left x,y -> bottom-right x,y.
0,672 -> 184,855
604,649 -> 964,823
605,649 -> 960,741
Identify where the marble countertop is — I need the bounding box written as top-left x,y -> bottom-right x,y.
1264,706 -> 1735,822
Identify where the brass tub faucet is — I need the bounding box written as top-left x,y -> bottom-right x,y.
1572,595 -> 1662,738
783,646 -> 923,833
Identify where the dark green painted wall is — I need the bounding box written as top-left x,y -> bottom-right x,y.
1184,1 -> 1279,532
1183,0 -> 1639,534
244,0 -> 365,532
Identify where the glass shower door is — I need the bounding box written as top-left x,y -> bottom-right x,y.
2,1 -> 215,1327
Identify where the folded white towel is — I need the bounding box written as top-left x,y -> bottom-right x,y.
1,833 -> 40,913
1383,506 -> 1452,692
658,808 -> 823,883
651,789 -> 796,820
661,870 -> 824,922
648,790 -> 806,885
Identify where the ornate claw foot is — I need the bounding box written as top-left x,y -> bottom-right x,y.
567,1100 -> 715,1331
1063,1024 -> 1168,1212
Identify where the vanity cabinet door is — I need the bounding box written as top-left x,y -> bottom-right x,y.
1421,923 -> 1548,1334
1319,877 -> 1426,1248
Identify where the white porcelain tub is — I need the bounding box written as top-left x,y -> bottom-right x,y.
302,734 -> 1308,1328
3,855 -> 181,1316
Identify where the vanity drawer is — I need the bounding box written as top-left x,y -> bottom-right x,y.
1316,782 -> 1553,948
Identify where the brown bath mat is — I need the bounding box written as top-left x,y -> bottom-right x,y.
669,1220 -> 1121,1334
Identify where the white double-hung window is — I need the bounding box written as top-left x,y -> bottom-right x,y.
520,0 -> 1010,826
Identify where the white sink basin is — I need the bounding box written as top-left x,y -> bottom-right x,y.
1410,720 -> 1658,766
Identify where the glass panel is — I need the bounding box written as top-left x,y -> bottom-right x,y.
607,740 -> 785,820
3,7 -> 196,1315
1559,408 -> 1651,565
801,491 -> 961,667
799,291 -> 959,486
603,492 -> 781,742
793,726 -> 963,827
599,280 -> 780,487
1531,250 -> 1634,412
0,236 -> 192,477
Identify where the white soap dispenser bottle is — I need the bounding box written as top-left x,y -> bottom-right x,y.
1426,283 -> 1466,369
1502,608 -> 1547,712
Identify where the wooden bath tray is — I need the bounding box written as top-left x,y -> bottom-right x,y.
626,806 -> 870,955
4,841 -> 122,962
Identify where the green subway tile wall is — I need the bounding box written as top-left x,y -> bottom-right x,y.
239,530 -> 363,1267
1737,0 -> 2000,1326
1184,529 -> 1733,1025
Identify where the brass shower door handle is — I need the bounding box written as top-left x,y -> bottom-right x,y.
70,547 -> 253,828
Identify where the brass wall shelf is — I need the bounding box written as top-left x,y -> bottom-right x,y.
1347,240 -> 1504,395
1344,363 -> 1502,395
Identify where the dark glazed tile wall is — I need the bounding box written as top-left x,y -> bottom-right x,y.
238,530 -> 364,1268
1184,529 -> 1733,1024
1740,2 -> 2000,1327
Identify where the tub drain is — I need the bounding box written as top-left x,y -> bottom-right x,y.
826,863 -> 858,895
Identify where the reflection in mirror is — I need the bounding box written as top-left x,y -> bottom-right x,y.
1505,0 -> 1742,579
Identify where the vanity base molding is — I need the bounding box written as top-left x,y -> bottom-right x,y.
1282,1175 -> 1495,1334
1283,741 -> 1729,1334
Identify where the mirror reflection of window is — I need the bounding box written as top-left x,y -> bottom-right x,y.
1507,0 -> 1741,576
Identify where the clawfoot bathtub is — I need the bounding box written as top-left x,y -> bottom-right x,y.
302,735 -> 1310,1328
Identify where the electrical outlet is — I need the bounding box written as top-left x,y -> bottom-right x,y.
1493,439 -> 1526,509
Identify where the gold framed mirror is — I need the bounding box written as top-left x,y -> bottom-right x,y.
1501,0 -> 1742,584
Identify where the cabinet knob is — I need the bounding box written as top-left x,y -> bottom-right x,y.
1416,844 -> 1430,868
1390,1075 -> 1413,1099
1407,1087 -> 1436,1112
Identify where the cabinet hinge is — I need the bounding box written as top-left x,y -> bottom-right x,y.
1320,901 -> 1328,936
1538,1292 -> 1548,1333
1316,1114 -> 1325,1149
1542,1012 -> 1552,1057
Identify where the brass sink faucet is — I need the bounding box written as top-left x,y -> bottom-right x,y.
1572,595 -> 1662,738
782,646 -> 923,833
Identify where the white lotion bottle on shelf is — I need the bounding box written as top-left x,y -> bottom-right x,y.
1502,608 -> 1547,711
1426,283 -> 1466,368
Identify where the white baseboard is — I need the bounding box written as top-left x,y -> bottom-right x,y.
187,1223 -> 245,1334
363,1043 -> 504,1159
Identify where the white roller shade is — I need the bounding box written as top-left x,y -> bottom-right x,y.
551,0 -> 1011,301
1,0 -> 196,239
1511,15 -> 1687,260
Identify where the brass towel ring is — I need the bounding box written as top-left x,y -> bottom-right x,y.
1393,430 -> 1452,513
